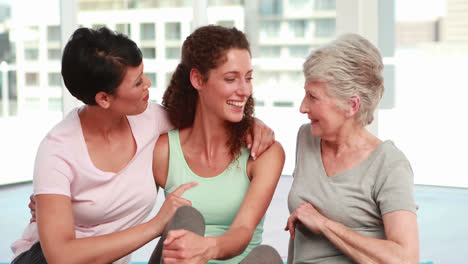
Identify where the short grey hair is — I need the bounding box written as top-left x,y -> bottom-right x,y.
303,33 -> 384,126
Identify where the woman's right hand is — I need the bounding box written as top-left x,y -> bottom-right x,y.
29,194 -> 36,223
155,182 -> 198,226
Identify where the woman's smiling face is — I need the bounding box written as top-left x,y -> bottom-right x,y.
198,48 -> 253,123
299,81 -> 347,138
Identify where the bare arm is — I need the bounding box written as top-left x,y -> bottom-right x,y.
37,185 -> 194,264
153,133 -> 170,188
286,204 -> 419,264
162,141 -> 285,263
36,194 -> 163,264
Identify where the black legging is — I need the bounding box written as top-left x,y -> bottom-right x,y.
149,206 -> 283,264
11,242 -> 47,264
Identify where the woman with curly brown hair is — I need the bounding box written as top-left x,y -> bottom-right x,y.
149,25 -> 285,264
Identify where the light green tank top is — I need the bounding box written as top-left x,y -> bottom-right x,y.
164,129 -> 265,264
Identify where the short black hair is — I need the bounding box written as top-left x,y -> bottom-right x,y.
61,27 -> 143,105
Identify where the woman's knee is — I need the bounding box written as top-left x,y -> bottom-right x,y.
167,206 -> 205,236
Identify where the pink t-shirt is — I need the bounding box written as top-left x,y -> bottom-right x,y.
11,102 -> 172,264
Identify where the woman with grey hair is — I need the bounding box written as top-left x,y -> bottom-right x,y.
286,34 -> 419,263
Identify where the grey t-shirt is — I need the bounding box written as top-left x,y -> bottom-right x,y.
288,124 -> 418,264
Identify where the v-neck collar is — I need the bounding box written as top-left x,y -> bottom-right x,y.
316,138 -> 391,181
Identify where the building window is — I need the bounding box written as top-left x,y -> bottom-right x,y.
166,47 -> 180,59
146,72 -> 157,87
259,0 -> 282,15
165,22 -> 181,40
142,47 -> 156,59
289,20 -> 307,38
255,100 -> 265,107
258,71 -> 280,84
315,18 -> 335,37
47,48 -> 61,61
259,46 -> 281,58
140,23 -> 156,41
260,21 -> 281,39
7,70 -> 17,116
314,0 -> 336,10
208,0 -> 243,6
47,25 -> 61,41
116,23 -> 131,37
92,24 -> 106,30
289,0 -> 309,10
286,70 -> 304,86
288,45 -> 309,58
153,0 -> 192,8
25,72 -> 39,86
24,48 -> 39,61
273,101 -> 294,107
48,73 -> 62,87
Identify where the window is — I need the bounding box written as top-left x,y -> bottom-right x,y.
92,24 -> 106,30
260,21 -> 281,39
140,23 -> 156,41
378,0 -> 468,188
146,72 -> 157,87
141,47 -> 156,59
314,0 -> 335,10
257,71 -> 280,85
48,48 -> 61,61
25,72 -> 39,86
165,22 -> 181,40
48,73 -> 62,87
273,101 -> 294,107
208,0 -> 243,6
288,45 -> 310,58
7,70 -> 17,116
149,0 -> 192,8
0,32 -> 12,62
255,100 -> 265,107
315,18 -> 335,37
259,0 -> 283,15
116,23 -> 131,37
47,25 -> 61,41
259,46 -> 282,58
24,48 -> 39,61
289,0 -> 310,10
288,20 -> 307,38
165,47 -> 181,59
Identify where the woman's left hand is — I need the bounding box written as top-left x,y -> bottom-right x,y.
247,118 -> 275,160
285,202 -> 327,238
162,229 -> 212,264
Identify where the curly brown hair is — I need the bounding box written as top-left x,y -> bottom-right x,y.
162,25 -> 254,159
